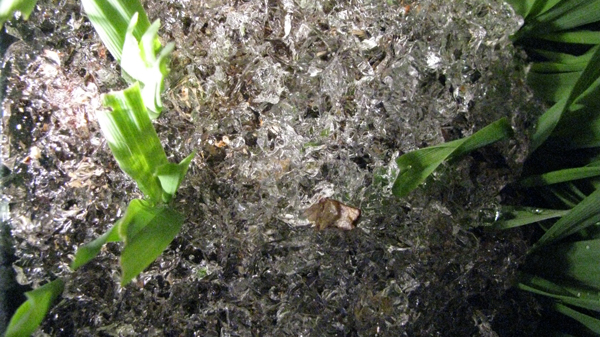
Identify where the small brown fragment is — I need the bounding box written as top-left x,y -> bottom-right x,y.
303,198 -> 360,230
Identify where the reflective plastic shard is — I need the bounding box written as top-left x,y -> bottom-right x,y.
303,198 -> 361,230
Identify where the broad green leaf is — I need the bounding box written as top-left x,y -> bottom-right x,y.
392,118 -> 513,198
81,0 -> 152,62
0,0 -> 36,26
527,239 -> 600,288
527,72 -> 580,103
521,166 -> 600,187
493,207 -> 569,229
5,279 -> 64,337
121,13 -> 174,118
554,303 -> 600,334
71,199 -> 163,270
116,199 -> 167,243
157,152 -> 196,203
99,83 -> 169,203
120,206 -> 184,285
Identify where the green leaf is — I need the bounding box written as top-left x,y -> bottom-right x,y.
515,0 -> 600,39
81,0 -> 151,62
157,152 -> 196,203
71,199 -> 164,270
0,0 -> 36,26
539,30 -> 600,44
99,83 -> 169,203
121,13 -> 174,118
521,166 -> 600,187
120,206 -> 184,285
548,106 -> 600,149
527,72 -> 580,103
536,188 -> 600,247
493,207 -> 570,229
116,199 -> 168,243
518,273 -> 600,312
528,239 -> 600,288
70,224 -> 120,270
554,302 -> 600,334
392,118 -> 513,198
5,279 -> 65,337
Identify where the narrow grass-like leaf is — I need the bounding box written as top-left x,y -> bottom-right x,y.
521,166 -> 600,187
518,273 -> 600,312
120,206 -> 184,285
531,62 -> 586,74
548,182 -> 587,208
392,118 -> 512,198
71,225 -> 120,270
535,188 -> 600,246
121,13 -> 174,118
0,0 -> 36,26
493,207 -> 569,229
533,47 -> 596,65
4,279 -> 64,337
539,30 -> 600,44
505,0 -> 560,18
531,97 -> 571,152
554,302 -> 600,334
516,0 -> 600,39
81,0 -> 151,62
157,152 -> 196,203
99,83 -> 168,203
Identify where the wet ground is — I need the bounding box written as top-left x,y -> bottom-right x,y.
1,0 -> 542,335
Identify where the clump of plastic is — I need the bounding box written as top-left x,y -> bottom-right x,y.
1,0 -> 541,335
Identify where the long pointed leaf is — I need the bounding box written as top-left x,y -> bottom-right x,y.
4,279 -> 64,337
518,273 -> 600,312
554,302 -> 600,334
392,118 -> 512,197
81,0 -> 151,62
0,0 -> 36,26
121,13 -> 173,118
521,166 -> 600,187
99,83 -> 168,203
157,152 -> 196,203
493,207 -> 570,229
120,206 -> 184,285
536,189 -> 600,247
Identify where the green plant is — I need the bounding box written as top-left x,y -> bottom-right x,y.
3,279 -> 63,337
3,0 -> 191,335
388,0 -> 600,334
391,117 -> 513,198
71,83 -> 194,284
496,0 -> 600,335
82,0 -> 173,118
0,0 -> 36,27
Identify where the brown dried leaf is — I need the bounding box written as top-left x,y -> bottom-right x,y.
303,198 -> 360,230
